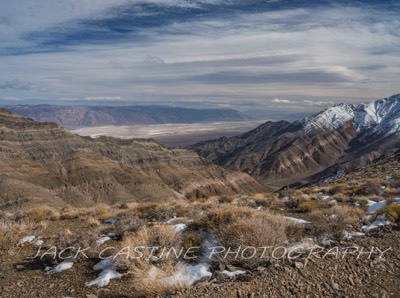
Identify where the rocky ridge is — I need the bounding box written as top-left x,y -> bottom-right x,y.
0,109 -> 264,208
189,94 -> 400,190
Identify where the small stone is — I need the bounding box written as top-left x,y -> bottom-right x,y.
86,295 -> 98,298
295,262 -> 303,269
256,266 -> 266,272
332,282 -> 339,290
348,276 -> 355,286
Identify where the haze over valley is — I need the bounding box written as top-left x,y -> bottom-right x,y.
72,120 -> 267,147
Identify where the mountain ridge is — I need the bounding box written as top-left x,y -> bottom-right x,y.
188,94 -> 400,189
6,104 -> 251,129
0,109 -> 264,208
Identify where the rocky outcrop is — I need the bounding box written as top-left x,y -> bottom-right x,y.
0,109 -> 264,208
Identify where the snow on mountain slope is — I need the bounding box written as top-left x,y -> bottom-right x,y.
301,94 -> 400,135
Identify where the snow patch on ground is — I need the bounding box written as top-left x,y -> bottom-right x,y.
20,236 -> 43,246
153,262 -> 213,287
368,200 -> 386,213
47,259 -> 74,274
96,236 -> 112,246
86,259 -> 122,287
288,238 -> 319,251
173,223 -> 187,232
284,216 -> 310,225
103,217 -> 119,224
221,270 -> 246,277
344,231 -> 365,239
362,214 -> 391,231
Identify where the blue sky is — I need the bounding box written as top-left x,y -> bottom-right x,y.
0,0 -> 399,112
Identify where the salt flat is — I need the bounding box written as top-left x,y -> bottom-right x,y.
71,120 -> 266,147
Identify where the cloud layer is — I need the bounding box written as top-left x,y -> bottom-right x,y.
0,0 -> 399,111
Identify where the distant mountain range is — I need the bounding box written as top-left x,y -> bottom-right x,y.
0,109 -> 263,208
6,105 -> 250,128
188,94 -> 400,190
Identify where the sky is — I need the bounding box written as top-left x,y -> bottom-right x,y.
0,0 -> 399,113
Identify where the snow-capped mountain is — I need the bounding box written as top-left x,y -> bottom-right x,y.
302,94 -> 400,135
189,94 -> 400,190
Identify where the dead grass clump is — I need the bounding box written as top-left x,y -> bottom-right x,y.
26,207 -> 60,222
382,187 -> 400,199
195,206 -> 289,269
355,196 -> 369,206
327,184 -> 346,195
112,216 -> 145,238
218,195 -> 235,204
119,225 -> 181,260
96,207 -> 115,220
278,186 -> 295,199
306,205 -> 365,242
388,178 -> 400,190
297,201 -> 318,213
181,230 -> 203,261
215,211 -> 288,269
135,203 -> 176,222
195,205 -> 253,231
332,193 -> 347,202
352,182 -> 382,196
376,204 -> 400,223
130,259 -> 189,296
50,229 -> 99,260
254,198 -> 271,208
85,217 -> 101,227
285,222 -> 306,243
0,219 -> 38,253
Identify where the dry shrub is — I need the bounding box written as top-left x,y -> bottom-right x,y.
135,203 -> 176,222
181,230 -> 203,261
306,205 -> 365,242
376,204 -> 400,223
352,182 -> 382,196
58,207 -> 82,220
332,193 -> 346,202
195,206 -> 289,269
116,225 -> 185,296
26,207 -> 60,222
85,217 -> 101,227
112,216 -> 145,237
218,195 -> 235,204
355,196 -> 369,205
195,205 -> 253,230
254,198 -> 271,208
96,207 -> 115,220
119,225 -> 181,261
285,222 -> 306,243
297,201 -> 318,213
382,187 -> 400,198
388,178 -> 400,189
130,259 -> 189,296
0,219 -> 38,253
279,186 -> 295,199
50,229 -> 99,260
327,184 -> 346,195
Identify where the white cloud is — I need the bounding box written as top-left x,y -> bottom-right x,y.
0,2 -> 399,110
304,100 -> 334,107
271,98 -> 293,104
84,96 -> 126,101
